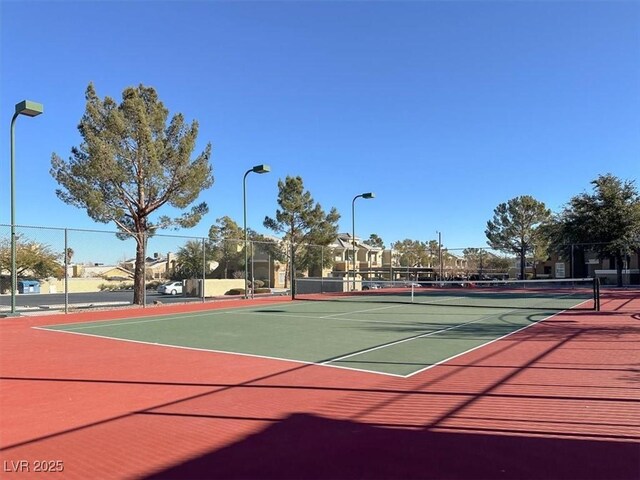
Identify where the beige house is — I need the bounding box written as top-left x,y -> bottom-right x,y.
72,264 -> 133,280
248,237 -> 285,289
121,252 -> 178,280
327,233 -> 386,278
36,237 -> 640,296
246,234 -> 390,288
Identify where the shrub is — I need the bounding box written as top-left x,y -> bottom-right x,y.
146,280 -> 163,290
99,282 -> 134,291
253,279 -> 264,288
225,288 -> 245,296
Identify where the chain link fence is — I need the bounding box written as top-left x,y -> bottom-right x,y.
0,225 -> 297,313
0,224 -> 637,314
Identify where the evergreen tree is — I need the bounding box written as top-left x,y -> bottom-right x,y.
364,234 -> 385,249
263,176 -> 340,291
51,83 -> 213,304
208,216 -> 244,278
548,174 -> 640,286
485,195 -> 551,279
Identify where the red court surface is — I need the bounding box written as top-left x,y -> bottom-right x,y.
1,291 -> 639,479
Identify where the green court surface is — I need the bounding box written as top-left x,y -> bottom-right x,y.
40,295 -> 591,377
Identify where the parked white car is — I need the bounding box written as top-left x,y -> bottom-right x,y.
157,281 -> 183,295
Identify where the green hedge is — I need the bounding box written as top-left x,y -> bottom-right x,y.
225,288 -> 245,296
98,282 -> 134,292
225,287 -> 272,295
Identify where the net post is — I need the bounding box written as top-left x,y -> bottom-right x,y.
411,282 -> 414,303
594,277 -> 600,311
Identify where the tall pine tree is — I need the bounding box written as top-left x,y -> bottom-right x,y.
263,176 -> 340,292
51,83 -> 213,304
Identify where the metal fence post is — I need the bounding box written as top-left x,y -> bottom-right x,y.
321,246 -> 324,291
64,228 -> 69,314
290,242 -> 296,299
571,243 -> 575,279
202,237 -> 206,302
250,240 -> 254,299
142,232 -> 147,308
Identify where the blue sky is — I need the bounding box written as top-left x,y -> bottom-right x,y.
1,0 -> 639,258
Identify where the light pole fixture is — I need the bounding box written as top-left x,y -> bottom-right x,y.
351,192 -> 375,290
10,100 -> 44,316
243,164 -> 270,299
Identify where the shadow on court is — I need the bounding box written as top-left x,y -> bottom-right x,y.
147,412 -> 638,480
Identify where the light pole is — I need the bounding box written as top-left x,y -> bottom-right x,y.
436,230 -> 443,281
351,192 -> 374,290
10,100 -> 43,315
243,164 -> 270,299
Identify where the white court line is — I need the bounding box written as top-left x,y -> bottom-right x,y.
54,304 -> 425,331
40,297 -> 427,332
38,293 -> 426,331
401,305 -> 583,378
318,303 -> 414,318
35,296 -> 592,378
37,301 -> 293,331
323,297 -> 592,373
313,294 -> 473,319
234,294 -> 515,325
320,310 -> 511,366
231,309 -> 430,325
399,298 -> 591,378
31,326 -> 405,378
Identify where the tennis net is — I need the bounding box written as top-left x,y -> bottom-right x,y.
293,277 -> 600,311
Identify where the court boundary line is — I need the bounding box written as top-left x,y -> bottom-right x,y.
31,325 -> 406,378
35,301 -> 293,330
41,304 -> 430,331
33,298 -> 591,378
36,289 -> 590,331
319,305 -> 554,368
35,296 -> 508,331
322,319 -> 496,365
401,305 -> 581,378
230,308 -> 445,325
319,299 -> 591,376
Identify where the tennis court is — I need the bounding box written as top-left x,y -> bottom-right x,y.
1,282 -> 638,479
38,279 -> 598,376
